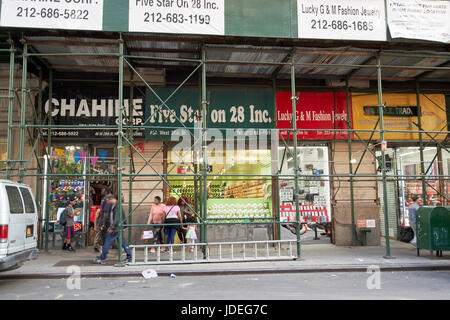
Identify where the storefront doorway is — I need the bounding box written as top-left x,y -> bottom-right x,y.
278,145 -> 332,244
376,146 -> 447,239
43,144 -> 117,249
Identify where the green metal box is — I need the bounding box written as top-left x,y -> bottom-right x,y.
416,206 -> 450,256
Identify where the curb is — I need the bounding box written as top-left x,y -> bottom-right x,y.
1,264 -> 450,279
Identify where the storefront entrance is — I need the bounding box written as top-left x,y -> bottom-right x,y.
278,145 -> 332,244
42,144 -> 117,249
377,146 -> 449,239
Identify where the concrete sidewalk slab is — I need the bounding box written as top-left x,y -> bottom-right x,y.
0,240 -> 448,279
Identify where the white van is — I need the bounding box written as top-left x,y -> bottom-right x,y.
0,180 -> 39,271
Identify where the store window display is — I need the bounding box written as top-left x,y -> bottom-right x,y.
46,146 -> 87,237
442,148 -> 450,203
396,147 -> 440,226
167,148 -> 273,224
278,146 -> 331,225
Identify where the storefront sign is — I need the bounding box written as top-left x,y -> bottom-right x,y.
129,0 -> 225,35
276,92 -> 352,140
297,0 -> 387,41
363,106 -> 419,117
0,0 -> 104,30
42,86 -> 145,140
387,0 -> 450,43
352,94 -> 448,141
145,87 -> 274,139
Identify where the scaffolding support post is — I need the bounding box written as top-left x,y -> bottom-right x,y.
44,69 -> 53,251
19,41 -> 28,183
416,82 -> 427,205
377,55 -> 393,259
201,46 -> 208,255
346,78 -> 357,246
272,75 -> 281,241
6,40 -> 15,180
35,68 -> 43,244
128,74 -> 134,243
117,36 -> 124,265
290,57 -> 301,258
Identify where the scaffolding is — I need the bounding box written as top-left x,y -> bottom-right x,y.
1,31 -> 449,264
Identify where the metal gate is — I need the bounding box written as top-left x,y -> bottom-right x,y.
129,240 -> 297,265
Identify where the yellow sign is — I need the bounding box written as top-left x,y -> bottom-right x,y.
352,94 -> 447,141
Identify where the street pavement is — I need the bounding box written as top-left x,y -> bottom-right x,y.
0,271 -> 449,300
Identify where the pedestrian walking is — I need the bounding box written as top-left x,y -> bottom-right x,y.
183,214 -> 198,252
93,188 -> 112,252
63,196 -> 80,252
164,197 -> 182,248
94,194 -> 132,264
147,196 -> 166,253
408,195 -> 421,246
177,195 -> 194,244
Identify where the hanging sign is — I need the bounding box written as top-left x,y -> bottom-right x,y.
352,93 -> 448,141
129,0 -> 225,35
387,0 -> 450,44
0,0 -> 104,31
41,85 -> 145,141
297,0 -> 387,41
145,87 -> 274,139
276,92 -> 352,140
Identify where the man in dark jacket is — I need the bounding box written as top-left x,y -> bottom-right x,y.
93,188 -> 112,252
94,194 -> 132,264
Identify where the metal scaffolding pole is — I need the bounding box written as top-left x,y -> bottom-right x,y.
6,40 -> 15,180
272,75 -> 281,241
44,70 -> 53,251
377,55 -> 393,259
290,57 -> 301,258
346,78 -> 357,246
201,46 -> 208,254
416,82 -> 428,205
19,41 -> 28,183
117,36 -> 125,264
128,74 -> 134,243
35,69 -> 43,246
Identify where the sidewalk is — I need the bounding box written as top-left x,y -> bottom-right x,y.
1,240 -> 449,279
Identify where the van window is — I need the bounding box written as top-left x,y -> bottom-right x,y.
20,187 -> 35,213
5,186 -> 24,214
